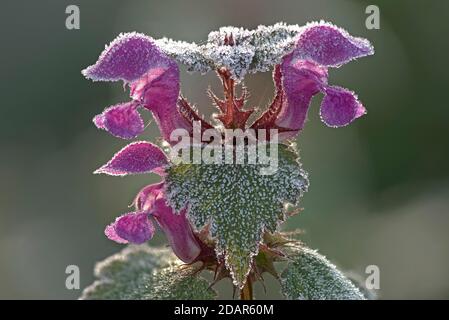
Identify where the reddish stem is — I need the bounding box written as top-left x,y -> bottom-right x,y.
213,68 -> 253,129
239,276 -> 253,300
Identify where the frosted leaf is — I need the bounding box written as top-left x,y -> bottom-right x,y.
80,245 -> 173,299
147,264 -> 217,300
204,43 -> 255,80
205,26 -> 255,79
155,25 -> 302,80
249,23 -> 301,73
165,144 -> 309,288
155,38 -> 214,74
80,245 -> 216,300
207,26 -> 254,46
280,246 -> 366,300
203,24 -> 300,80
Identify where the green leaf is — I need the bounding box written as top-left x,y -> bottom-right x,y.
149,264 -> 217,300
280,246 -> 366,300
249,23 -> 301,73
165,144 -> 308,288
156,24 -> 302,80
80,245 -> 217,300
155,38 -> 214,74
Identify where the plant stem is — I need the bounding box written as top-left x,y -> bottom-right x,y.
240,277 -> 253,300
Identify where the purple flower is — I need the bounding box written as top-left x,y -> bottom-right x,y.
105,212 -> 155,245
83,32 -> 210,263
252,22 -> 373,139
93,102 -> 144,139
83,32 -> 210,142
134,183 -> 201,263
98,142 -> 201,263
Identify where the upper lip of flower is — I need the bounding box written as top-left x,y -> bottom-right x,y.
82,32 -> 201,144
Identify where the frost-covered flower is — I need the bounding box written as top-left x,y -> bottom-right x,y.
251,22 -> 373,139
97,141 -> 201,263
83,22 -> 373,287
83,32 -> 196,142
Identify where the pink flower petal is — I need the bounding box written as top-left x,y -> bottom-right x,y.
320,86 -> 366,127
105,212 -> 155,244
152,198 -> 201,263
82,32 -> 172,82
275,55 -> 328,138
94,141 -> 168,176
130,66 -> 193,143
294,22 -> 374,67
93,102 -> 144,139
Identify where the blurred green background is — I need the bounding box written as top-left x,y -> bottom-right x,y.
1,0 -> 449,299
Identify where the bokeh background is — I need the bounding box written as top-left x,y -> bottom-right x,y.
1,0 -> 448,299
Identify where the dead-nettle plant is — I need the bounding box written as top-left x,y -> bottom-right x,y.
80,22 -> 374,300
